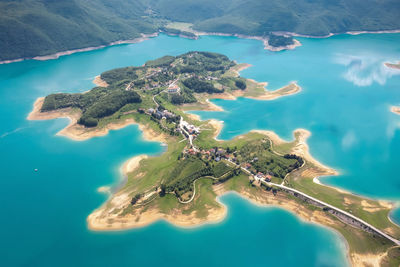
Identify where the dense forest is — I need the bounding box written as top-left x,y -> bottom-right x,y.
0,0 -> 158,61
157,0 -> 400,36
1,0 -> 400,61
159,27 -> 197,39
42,88 -> 141,127
182,77 -> 222,94
268,33 -> 294,47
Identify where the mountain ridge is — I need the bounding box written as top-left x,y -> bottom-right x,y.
1,0 -> 400,61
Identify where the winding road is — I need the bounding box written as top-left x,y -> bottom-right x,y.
224,158 -> 400,245
178,176 -> 218,204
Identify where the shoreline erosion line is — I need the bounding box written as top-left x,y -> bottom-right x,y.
0,33 -> 159,65
29,97 -> 400,267
390,106 -> 400,115
3,29 -> 400,65
27,61 -> 400,266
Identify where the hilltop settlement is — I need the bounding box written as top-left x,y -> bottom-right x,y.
30,52 -> 400,266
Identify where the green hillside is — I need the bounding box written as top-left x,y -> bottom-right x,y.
155,0 -> 400,36
0,0 -> 158,61
1,0 -> 400,61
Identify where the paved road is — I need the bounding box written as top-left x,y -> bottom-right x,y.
225,158 -> 400,245
263,181 -> 400,245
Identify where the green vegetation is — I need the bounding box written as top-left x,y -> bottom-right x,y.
40,51 -> 299,201
41,51 -> 237,127
0,0 -> 159,61
100,67 -> 140,85
42,88 -> 141,127
37,51 -> 400,265
286,169 -> 400,239
381,247 -> 400,267
182,77 -> 221,94
158,0 -> 400,37
157,134 -> 302,201
267,33 -> 294,47
2,0 -> 400,61
237,139 -> 303,178
234,79 -> 246,90
163,156 -> 211,197
145,56 -> 176,67
212,161 -> 233,177
159,26 -> 197,38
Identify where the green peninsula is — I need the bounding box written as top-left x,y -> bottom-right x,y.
29,52 -> 400,266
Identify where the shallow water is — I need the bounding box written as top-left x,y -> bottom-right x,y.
1,33 -> 399,266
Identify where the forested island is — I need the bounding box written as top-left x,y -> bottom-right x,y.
268,33 -> 294,47
29,52 -> 400,266
264,32 -> 302,51
2,0 -> 400,61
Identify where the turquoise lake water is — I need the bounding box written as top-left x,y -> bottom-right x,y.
1,33 -> 400,266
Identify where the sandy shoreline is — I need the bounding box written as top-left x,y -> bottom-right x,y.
20,28 -> 399,266
233,64 -> 302,100
273,29 -> 400,38
34,95 -> 343,234
208,119 -> 224,141
264,39 -> 302,52
251,129 -> 288,146
3,29 -> 400,65
89,181 -> 390,265
249,82 -> 301,100
89,154 -> 226,231
160,30 -> 199,40
208,82 -> 301,101
208,63 -> 301,102
183,64 -> 301,113
390,106 -> 400,115
93,75 -> 109,87
193,30 -> 302,52
213,184 -> 393,267
212,187 -> 354,264
27,97 -> 82,135
87,127 -> 339,231
121,155 -> 148,178
205,99 -> 224,111
291,129 -> 339,176
0,33 -> 158,64
38,95 -> 388,266
252,128 -> 338,176
88,200 -> 227,231
232,63 -> 252,75
28,96 -> 138,141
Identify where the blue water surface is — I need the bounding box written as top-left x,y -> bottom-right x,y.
1,33 -> 400,266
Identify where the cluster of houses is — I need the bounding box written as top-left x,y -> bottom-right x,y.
184,147 -> 237,163
127,67 -> 175,91
243,159 -> 273,182
254,172 -> 272,182
167,82 -> 180,93
180,119 -> 200,135
144,108 -> 177,120
182,144 -> 275,183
